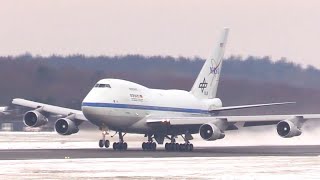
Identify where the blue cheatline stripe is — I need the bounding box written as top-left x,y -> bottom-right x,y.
82,102 -> 209,114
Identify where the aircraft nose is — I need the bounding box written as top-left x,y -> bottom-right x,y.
82,88 -> 97,103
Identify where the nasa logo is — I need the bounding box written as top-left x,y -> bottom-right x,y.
209,58 -> 222,75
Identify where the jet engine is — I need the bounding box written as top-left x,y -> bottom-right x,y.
23,110 -> 48,127
199,122 -> 225,141
55,118 -> 79,135
276,119 -> 302,138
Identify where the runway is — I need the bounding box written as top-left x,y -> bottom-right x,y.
1,145 -> 320,160
1,133 -> 320,178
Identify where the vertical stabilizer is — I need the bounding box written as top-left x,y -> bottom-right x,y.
190,28 -> 229,99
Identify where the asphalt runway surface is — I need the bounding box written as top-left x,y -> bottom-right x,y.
1,145 -> 320,160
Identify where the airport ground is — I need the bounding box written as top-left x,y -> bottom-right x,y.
1,124 -> 320,159
1,127 -> 320,179
1,145 -> 320,160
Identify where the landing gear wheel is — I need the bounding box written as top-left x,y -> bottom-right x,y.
123,142 -> 128,150
179,143 -> 185,151
104,140 -> 110,148
142,142 -> 157,151
113,142 -> 128,151
142,142 -> 146,151
99,139 -> 110,148
99,140 -> 104,148
165,142 -> 194,152
113,142 -> 118,150
151,142 -> 156,151
175,143 -> 179,151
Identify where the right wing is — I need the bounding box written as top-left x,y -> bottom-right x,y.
0,106 -> 10,115
12,98 -> 87,121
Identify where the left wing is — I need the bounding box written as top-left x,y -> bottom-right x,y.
146,114 -> 320,139
209,102 -> 295,112
146,114 -> 320,125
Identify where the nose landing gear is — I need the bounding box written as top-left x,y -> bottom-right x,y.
99,139 -> 110,148
99,130 -> 110,148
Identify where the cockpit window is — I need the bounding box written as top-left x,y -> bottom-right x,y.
94,84 -> 111,88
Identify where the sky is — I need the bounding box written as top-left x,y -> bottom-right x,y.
1,0 -> 320,68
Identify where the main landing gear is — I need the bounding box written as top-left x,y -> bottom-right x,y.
165,143 -> 193,152
164,135 -> 194,152
142,142 -> 156,151
142,134 -> 157,151
113,131 -> 128,151
99,130 -> 110,148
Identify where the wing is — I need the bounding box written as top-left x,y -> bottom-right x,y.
12,98 -> 87,121
210,102 -> 295,112
0,106 -> 10,115
146,114 -> 320,127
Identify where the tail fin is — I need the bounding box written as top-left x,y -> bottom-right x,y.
190,28 -> 229,99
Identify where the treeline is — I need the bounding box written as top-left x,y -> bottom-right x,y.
2,53 -> 319,89
0,54 -> 320,114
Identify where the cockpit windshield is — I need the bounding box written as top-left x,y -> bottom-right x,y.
94,83 -> 111,88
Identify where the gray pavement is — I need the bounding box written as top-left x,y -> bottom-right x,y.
0,145 -> 320,160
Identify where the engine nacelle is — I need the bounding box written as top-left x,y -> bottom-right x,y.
199,123 -> 225,141
277,120 -> 302,138
55,118 -> 79,135
23,110 -> 48,127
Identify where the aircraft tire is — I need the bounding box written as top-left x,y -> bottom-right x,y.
142,142 -> 146,150
175,143 -> 179,151
123,142 -> 128,150
165,143 -> 175,151
99,140 -> 104,148
142,142 -> 156,151
113,142 -> 118,150
179,144 -> 186,151
187,144 -> 193,152
151,142 -> 157,151
104,140 -> 110,148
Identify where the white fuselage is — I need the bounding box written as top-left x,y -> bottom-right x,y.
81,79 -> 222,133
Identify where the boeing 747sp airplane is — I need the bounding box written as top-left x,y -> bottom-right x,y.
12,28 -> 320,152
